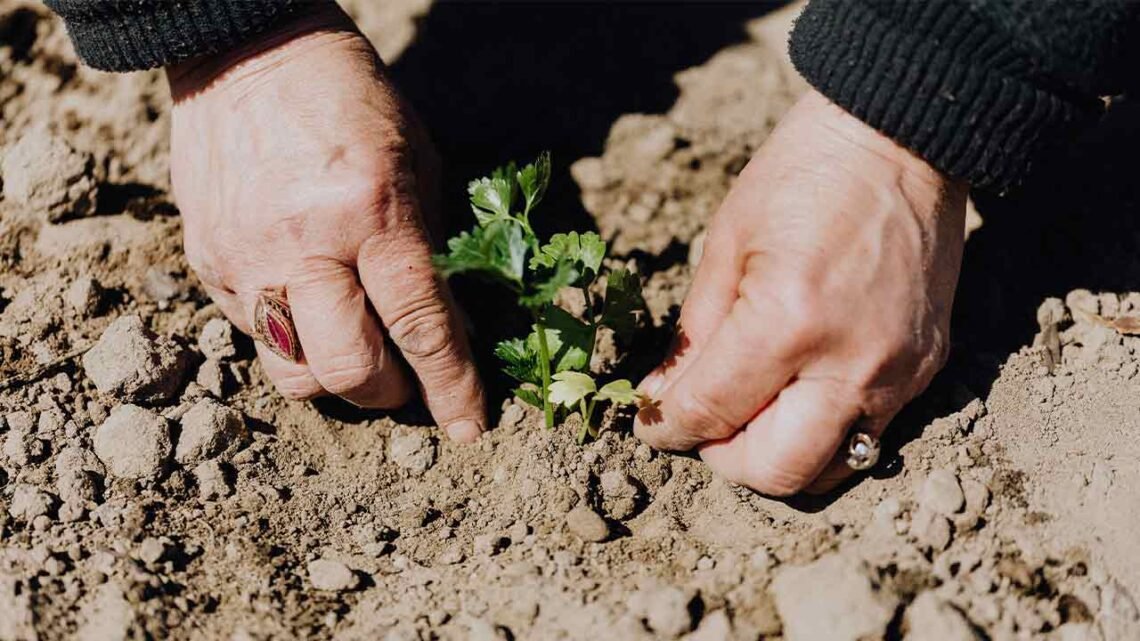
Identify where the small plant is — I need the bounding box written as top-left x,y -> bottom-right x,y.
434,152 -> 646,442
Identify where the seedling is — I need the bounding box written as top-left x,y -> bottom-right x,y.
434,153 -> 646,441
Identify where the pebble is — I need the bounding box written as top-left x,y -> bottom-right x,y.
771,554 -> 898,641
197,318 -> 237,360
473,533 -> 508,557
192,460 -> 232,501
0,131 -> 99,222
2,424 -> 48,466
82,315 -> 192,404
901,592 -> 980,641
137,538 -> 166,564
921,469 -> 965,515
94,405 -> 172,481
55,446 -> 105,505
66,275 -> 105,317
175,398 -> 247,466
388,428 -> 436,474
195,359 -> 227,398
599,470 -> 639,520
142,268 -> 185,303
565,505 -> 610,542
9,484 -> 55,521
307,559 -> 358,591
910,508 -> 953,551
632,584 -> 697,638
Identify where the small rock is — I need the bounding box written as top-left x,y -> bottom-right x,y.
55,446 -> 105,505
902,592 -> 982,641
195,359 -> 228,398
1,131 -> 99,223
683,609 -> 731,641
388,428 -> 436,474
1065,289 -> 1099,317
1038,297 -> 1068,328
175,398 -> 247,466
9,484 -> 55,521
771,553 -> 899,641
3,424 -> 48,466
565,505 -> 609,542
307,559 -> 358,591
473,533 -> 508,557
197,318 -> 237,360
66,275 -> 106,317
921,469 -> 965,515
438,545 -> 465,565
910,508 -> 953,551
142,268 -> 185,303
599,470 -> 640,520
192,460 -> 231,501
640,585 -> 698,638
82,315 -> 192,404
59,502 -> 86,523
93,405 -> 172,481
136,538 -> 166,564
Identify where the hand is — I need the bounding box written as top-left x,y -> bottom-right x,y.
166,3 -> 484,441
634,90 -> 967,494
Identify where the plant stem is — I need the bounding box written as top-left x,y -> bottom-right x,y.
533,311 -> 555,429
580,285 -> 596,326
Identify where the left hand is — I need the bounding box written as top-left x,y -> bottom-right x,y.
633,90 -> 967,495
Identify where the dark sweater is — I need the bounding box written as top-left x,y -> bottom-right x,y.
45,0 -> 1140,189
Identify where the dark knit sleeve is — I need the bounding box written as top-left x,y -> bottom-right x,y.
43,0 -> 306,72
789,0 -> 1140,189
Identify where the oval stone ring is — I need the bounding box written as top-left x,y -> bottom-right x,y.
252,289 -> 302,363
846,431 -> 881,471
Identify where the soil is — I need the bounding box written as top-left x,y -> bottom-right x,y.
1,1 -> 1139,640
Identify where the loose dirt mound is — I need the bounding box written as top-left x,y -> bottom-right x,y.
1,2 -> 1138,640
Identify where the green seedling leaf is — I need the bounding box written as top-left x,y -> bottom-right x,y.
600,267 -> 646,341
519,260 -> 579,309
549,371 -> 597,408
530,231 -> 606,285
518,151 -> 552,214
495,337 -> 542,385
514,386 -> 544,409
543,306 -> 594,373
595,379 -> 641,406
468,174 -> 516,225
433,219 -> 528,286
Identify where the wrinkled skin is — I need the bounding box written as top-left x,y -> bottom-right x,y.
167,5 -> 484,441
634,90 -> 967,495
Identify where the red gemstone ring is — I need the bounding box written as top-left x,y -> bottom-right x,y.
252,290 -> 302,363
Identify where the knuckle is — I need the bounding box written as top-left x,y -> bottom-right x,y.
387,295 -> 455,361
313,355 -> 380,396
274,373 -> 323,401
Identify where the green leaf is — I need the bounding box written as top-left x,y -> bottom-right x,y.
518,151 -> 552,214
433,219 -> 527,286
529,231 -> 606,284
514,386 -> 544,409
519,260 -> 579,309
600,268 -> 646,341
542,306 -> 594,373
495,337 -> 542,385
549,371 -> 596,408
468,170 -> 516,225
595,379 -> 640,406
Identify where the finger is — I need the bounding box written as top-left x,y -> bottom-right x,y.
638,223 -> 738,397
253,341 -> 325,401
200,282 -> 252,334
287,256 -> 412,409
358,228 -> 485,443
803,412 -> 894,495
634,297 -> 798,451
698,378 -> 864,496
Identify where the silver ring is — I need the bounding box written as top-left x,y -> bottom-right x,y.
846,432 -> 880,471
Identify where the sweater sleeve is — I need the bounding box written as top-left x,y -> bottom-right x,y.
43,0 -> 306,72
788,0 -> 1140,189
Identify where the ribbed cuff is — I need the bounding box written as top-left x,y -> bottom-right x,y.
45,0 -> 303,72
789,0 -> 1092,189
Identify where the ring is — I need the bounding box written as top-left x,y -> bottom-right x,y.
845,431 -> 881,471
252,290 -> 302,363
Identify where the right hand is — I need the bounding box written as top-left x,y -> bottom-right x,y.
166,3 -> 485,441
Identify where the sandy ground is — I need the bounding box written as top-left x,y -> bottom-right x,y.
1,1 -> 1138,640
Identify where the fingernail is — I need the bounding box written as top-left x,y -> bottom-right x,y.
445,419 -> 483,443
